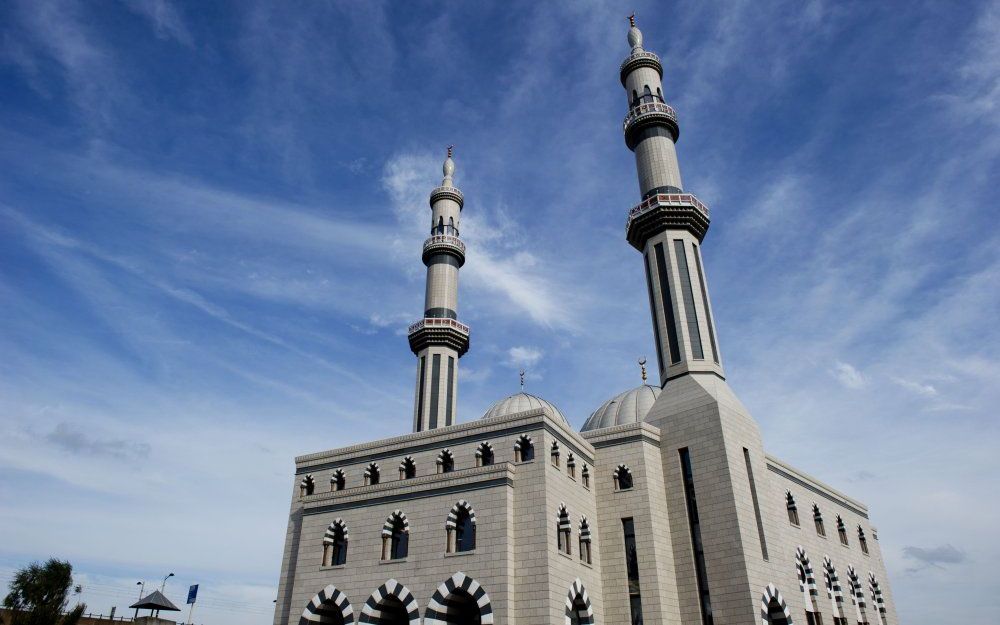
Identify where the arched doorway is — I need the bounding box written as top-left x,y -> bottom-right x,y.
425,572 -> 494,625
299,584 -> 354,624
442,590 -> 480,624
563,579 -> 594,625
760,584 -> 794,625
358,580 -> 419,625
373,596 -> 408,625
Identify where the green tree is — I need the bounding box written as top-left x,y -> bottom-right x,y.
1,559 -> 87,625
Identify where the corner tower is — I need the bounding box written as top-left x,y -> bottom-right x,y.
620,15 -> 722,385
407,147 -> 470,432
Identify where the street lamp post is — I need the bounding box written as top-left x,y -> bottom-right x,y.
134,581 -> 145,620
157,573 -> 174,618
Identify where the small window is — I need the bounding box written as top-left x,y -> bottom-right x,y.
382,511 -> 409,560
643,85 -> 652,102
786,491 -> 799,526
437,448 -> 455,473
447,500 -> 476,553
514,435 -> 534,462
550,441 -> 560,468
364,463 -> 380,486
566,453 -> 576,478
631,89 -> 639,107
837,516 -> 849,546
556,504 -> 572,555
399,456 -> 416,480
656,86 -> 663,101
614,464 -> 633,491
813,504 -> 825,537
330,469 -> 345,492
476,442 -> 494,467
581,464 -> 590,488
299,474 -> 314,497
322,519 -> 348,566
858,527 -> 869,555
578,517 -> 592,564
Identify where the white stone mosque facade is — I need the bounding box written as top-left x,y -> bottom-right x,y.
272,17 -> 898,625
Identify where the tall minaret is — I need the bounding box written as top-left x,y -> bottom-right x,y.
407,147 -> 470,432
621,15 -> 723,386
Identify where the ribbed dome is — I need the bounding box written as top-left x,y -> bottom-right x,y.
481,392 -> 568,424
581,384 -> 661,432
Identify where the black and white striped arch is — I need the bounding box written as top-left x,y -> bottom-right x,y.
564,579 -> 594,625
445,500 -> 476,530
358,579 -> 419,624
424,572 -> 493,625
299,584 -> 354,624
760,584 -> 794,625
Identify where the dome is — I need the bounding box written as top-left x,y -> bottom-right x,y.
581,384 -> 661,432
481,392 -> 569,424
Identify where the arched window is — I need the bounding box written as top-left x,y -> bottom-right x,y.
364,462 -> 380,486
322,519 -> 348,566
795,546 -> 820,621
381,510 -> 409,560
786,491 -> 799,525
556,503 -> 572,555
761,585 -> 793,625
437,448 -> 455,473
846,566 -> 869,625
475,441 -> 494,467
448,216 -> 455,235
578,516 -> 592,564
550,441 -> 561,468
631,89 -> 639,107
514,435 -> 534,462
435,215 -> 444,234
656,86 -> 663,102
299,474 -> 314,497
330,469 -> 345,492
581,464 -> 590,489
813,504 -> 825,537
643,85 -> 653,102
399,456 -> 416,480
858,526 -> 869,555
613,464 -> 633,491
823,556 -> 846,624
837,516 -> 849,546
868,573 -> 887,625
566,453 -> 576,478
446,500 -> 476,553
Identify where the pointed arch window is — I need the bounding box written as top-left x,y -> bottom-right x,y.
446,500 -> 476,553
858,526 -> 869,555
399,456 -> 416,480
514,435 -> 534,462
381,510 -> 409,560
656,86 -> 663,102
837,516 -> 849,546
550,441 -> 561,468
330,469 -> 345,492
475,441 -> 494,467
556,504 -> 572,555
437,448 -> 455,474
813,504 -> 826,537
566,453 -> 576,478
578,516 -> 592,564
322,519 -> 348,566
299,474 -> 314,497
869,573 -> 887,625
786,491 -> 800,526
364,462 -> 380,486
581,464 -> 590,489
643,84 -> 653,103
613,464 -> 633,491
631,89 -> 639,107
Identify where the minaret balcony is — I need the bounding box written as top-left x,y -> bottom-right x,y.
625,192 -> 711,250
623,101 -> 679,147
429,185 -> 464,210
408,317 -> 471,356
619,50 -> 663,85
422,234 -> 466,266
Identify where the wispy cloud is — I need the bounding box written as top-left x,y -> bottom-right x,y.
891,376 -> 938,397
45,422 -> 151,462
831,361 -> 867,389
903,544 -> 967,572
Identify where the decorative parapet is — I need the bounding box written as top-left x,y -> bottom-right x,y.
429,185 -> 464,210
422,234 -> 466,266
407,317 -> 470,355
619,50 -> 663,85
625,192 -> 711,249
623,101 -> 680,148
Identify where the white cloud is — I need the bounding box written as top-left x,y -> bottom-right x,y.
831,361 -> 867,389
505,346 -> 543,369
891,376 -> 939,397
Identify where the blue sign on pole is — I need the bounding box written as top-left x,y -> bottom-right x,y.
187,584 -> 199,605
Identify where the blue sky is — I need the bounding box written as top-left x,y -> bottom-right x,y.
1,0 -> 998,623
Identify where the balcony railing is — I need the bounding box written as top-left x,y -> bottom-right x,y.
623,101 -> 678,132
619,50 -> 661,74
627,193 -> 710,225
430,185 -> 464,203
408,317 -> 471,336
423,234 -> 465,254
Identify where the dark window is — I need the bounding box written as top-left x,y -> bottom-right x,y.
615,465 -> 634,490
656,87 -> 663,101
331,470 -> 345,491
654,243 -> 682,364
455,508 -> 476,552
859,528 -> 869,555
400,458 -> 416,480
516,436 -> 534,462
415,356 -> 426,431
329,524 -> 348,566
674,239 -> 704,359
680,448 -> 714,625
390,518 -> 408,559
814,506 -> 825,537
366,463 -> 380,486
429,354 -> 441,429
445,356 -> 455,426
623,518 -> 643,624
787,492 -> 799,525
582,465 -> 590,488
632,89 -> 639,107
439,449 -> 454,473
643,85 -> 653,102
301,475 -> 314,496
838,518 -> 849,546
478,442 -> 494,466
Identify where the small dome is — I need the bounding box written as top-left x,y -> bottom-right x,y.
481,392 -> 568,424
581,384 -> 660,432
627,25 -> 643,50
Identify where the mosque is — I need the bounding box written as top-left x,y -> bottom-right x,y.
271,16 -> 898,625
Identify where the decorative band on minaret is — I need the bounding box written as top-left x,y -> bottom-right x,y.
408,147 -> 470,432
620,17 -> 723,385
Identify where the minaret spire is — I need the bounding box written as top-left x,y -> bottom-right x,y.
620,20 -> 723,385
407,148 -> 470,432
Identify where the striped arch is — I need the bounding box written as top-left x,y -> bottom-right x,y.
382,510 -> 409,537
324,519 -> 349,543
868,572 -> 887,625
822,556 -> 845,618
563,578 -> 594,625
301,474 -> 315,495
557,502 -> 571,529
358,579 -> 419,624
445,500 -> 476,529
846,566 -> 868,623
795,546 -> 819,611
300,584 -> 354,624
475,441 -> 494,464
424,572 -> 494,625
331,469 -> 346,490
513,434 -> 532,450
578,516 -> 592,542
760,584 -> 794,625
364,463 -> 380,485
